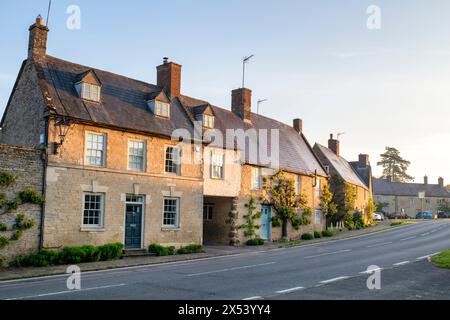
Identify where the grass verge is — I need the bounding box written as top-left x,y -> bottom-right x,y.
431,249 -> 450,269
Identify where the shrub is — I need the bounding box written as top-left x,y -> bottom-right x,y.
40,250 -> 63,265
18,188 -> 45,205
322,230 -> 334,237
0,236 -> 9,249
391,221 -> 403,227
148,243 -> 175,256
0,222 -> 7,232
14,214 -> 35,231
177,244 -> 203,254
98,243 -> 123,261
81,245 -> 101,262
344,220 -> 355,230
62,246 -> 85,264
0,172 -> 16,187
13,252 -> 50,268
10,230 -> 23,241
0,255 -> 6,268
314,231 -> 323,238
301,233 -> 314,240
0,194 -> 7,209
246,238 -> 265,246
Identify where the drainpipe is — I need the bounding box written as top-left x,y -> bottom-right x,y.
39,117 -> 49,250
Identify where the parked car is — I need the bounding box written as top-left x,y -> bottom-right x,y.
387,213 -> 409,219
373,212 -> 385,221
416,212 -> 433,219
437,212 -> 450,219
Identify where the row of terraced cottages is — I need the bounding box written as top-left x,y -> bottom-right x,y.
0,17 -> 373,252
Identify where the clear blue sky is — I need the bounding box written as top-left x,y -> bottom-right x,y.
1,0 -> 450,184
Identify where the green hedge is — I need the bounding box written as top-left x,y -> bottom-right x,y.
322,230 -> 334,237
12,243 -> 123,268
314,231 -> 323,238
246,238 -> 264,246
177,244 -> 204,254
301,233 -> 314,240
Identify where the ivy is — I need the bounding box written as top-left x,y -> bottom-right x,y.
10,230 -> 23,242
0,172 -> 16,188
0,237 -> 9,250
0,222 -> 6,232
14,213 -> 35,231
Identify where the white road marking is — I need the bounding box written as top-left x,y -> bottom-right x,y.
320,276 -> 349,284
393,261 -> 410,266
359,268 -> 382,274
6,283 -> 126,300
304,249 -> 351,259
242,296 -> 262,300
186,262 -> 276,277
275,286 -> 305,294
366,242 -> 393,248
417,252 -> 441,260
400,236 -> 416,241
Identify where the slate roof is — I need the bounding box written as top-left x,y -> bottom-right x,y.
33,55 -> 327,177
314,144 -> 368,190
373,178 -> 450,198
350,161 -> 372,190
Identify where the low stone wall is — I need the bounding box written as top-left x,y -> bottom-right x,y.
0,144 -> 44,264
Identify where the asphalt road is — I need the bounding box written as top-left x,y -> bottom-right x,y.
0,220 -> 449,300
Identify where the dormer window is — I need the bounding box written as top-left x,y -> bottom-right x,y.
75,70 -> 102,102
155,101 -> 170,118
81,83 -> 101,102
203,114 -> 215,128
147,91 -> 171,118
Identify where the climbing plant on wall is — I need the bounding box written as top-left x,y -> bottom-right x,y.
0,171 -> 42,268
239,197 -> 261,240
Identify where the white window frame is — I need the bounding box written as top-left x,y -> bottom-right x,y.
163,197 -> 180,228
252,167 -> 262,190
155,101 -> 170,118
165,146 -> 181,175
296,175 -> 301,195
203,114 -> 215,128
203,203 -> 213,221
314,210 -> 322,225
81,83 -> 101,102
314,178 -> 321,199
82,192 -> 105,228
127,139 -> 146,172
211,152 -> 225,179
85,132 -> 107,167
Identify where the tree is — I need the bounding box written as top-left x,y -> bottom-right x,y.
319,183 -> 337,228
377,147 -> 414,182
438,199 -> 450,213
262,170 -> 310,240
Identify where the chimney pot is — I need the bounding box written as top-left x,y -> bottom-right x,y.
157,59 -> 182,98
328,134 -> 340,157
231,88 -> 252,122
293,118 -> 303,134
438,177 -> 444,187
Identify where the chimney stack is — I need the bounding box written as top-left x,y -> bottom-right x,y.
424,175 -> 428,185
359,154 -> 369,166
328,134 -> 340,156
439,177 -> 444,187
157,58 -> 182,98
232,88 -> 252,122
293,118 -> 303,134
28,15 -> 49,60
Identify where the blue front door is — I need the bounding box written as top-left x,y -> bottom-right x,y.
260,206 -> 271,240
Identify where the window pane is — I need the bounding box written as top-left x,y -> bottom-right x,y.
129,141 -> 145,171
163,198 -> 179,227
165,147 -> 180,174
86,133 -> 105,166
83,193 -> 103,227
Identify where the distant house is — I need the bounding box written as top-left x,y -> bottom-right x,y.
373,176 -> 450,217
313,135 -> 373,223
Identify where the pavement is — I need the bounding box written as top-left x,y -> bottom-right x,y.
0,220 -> 449,300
